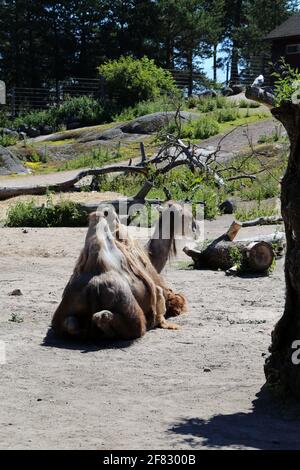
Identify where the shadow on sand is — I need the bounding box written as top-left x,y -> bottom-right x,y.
41,328 -> 136,353
169,387 -> 300,450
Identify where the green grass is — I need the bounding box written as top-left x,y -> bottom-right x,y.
5,197 -> 88,227
238,99 -> 260,109
57,148 -> 124,171
234,204 -> 279,222
0,133 -> 19,147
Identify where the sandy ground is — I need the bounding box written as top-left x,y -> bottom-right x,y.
2,215 -> 300,450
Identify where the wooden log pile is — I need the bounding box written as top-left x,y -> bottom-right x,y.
184,221 -> 286,275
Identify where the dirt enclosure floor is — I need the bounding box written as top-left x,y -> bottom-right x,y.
1,216 -> 300,450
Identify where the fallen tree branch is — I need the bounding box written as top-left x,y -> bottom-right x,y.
245,86 -> 275,108
241,216 -> 283,227
0,164 -> 147,201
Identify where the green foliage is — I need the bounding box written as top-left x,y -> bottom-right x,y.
272,59 -> 300,106
58,147 -> 123,171
234,203 -> 279,222
114,96 -> 179,121
13,109 -> 57,130
0,133 -> 18,147
55,95 -> 106,127
229,245 -> 243,270
5,197 -> 88,228
99,56 -> 177,108
13,96 -> 106,132
196,95 -> 233,113
179,116 -> 220,140
238,99 -> 260,109
213,107 -> 240,123
258,126 -> 284,144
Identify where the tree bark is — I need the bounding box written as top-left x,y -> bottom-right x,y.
264,103 -> 300,397
184,240 -> 274,273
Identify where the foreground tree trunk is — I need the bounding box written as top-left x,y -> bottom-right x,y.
265,103 -> 300,397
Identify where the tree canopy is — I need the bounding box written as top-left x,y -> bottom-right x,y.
0,0 -> 298,88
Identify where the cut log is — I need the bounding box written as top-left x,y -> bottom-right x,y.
184,240 -> 275,273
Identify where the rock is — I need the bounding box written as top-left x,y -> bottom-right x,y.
17,124 -> 29,134
40,125 -> 54,136
221,87 -> 234,97
120,111 -> 200,134
231,84 -> 244,95
9,289 -> 23,297
67,122 -> 81,130
199,89 -> 218,98
0,145 -> 29,175
0,128 -> 19,139
27,127 -> 41,138
204,367 -> 211,373
78,127 -> 124,143
219,200 -> 236,215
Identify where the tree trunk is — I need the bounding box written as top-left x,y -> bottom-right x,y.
213,44 -> 217,82
264,103 -> 300,397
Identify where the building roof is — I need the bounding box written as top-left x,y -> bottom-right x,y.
266,12 -> 300,40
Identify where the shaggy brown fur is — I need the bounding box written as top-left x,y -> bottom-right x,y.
52,210 -> 183,341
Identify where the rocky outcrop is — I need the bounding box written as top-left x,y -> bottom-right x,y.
0,145 -> 29,175
120,111 -> 200,134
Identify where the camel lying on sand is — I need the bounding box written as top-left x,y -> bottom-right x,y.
52,202 -> 196,340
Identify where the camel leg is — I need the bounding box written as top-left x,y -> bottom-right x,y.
92,300 -> 146,340
155,286 -> 180,330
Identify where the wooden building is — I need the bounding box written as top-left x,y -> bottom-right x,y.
266,12 -> 300,68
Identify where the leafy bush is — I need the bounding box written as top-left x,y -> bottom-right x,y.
12,96 -> 106,132
13,109 -> 57,130
0,133 -> 18,147
238,99 -> 260,109
99,56 -> 177,108
58,147 -> 123,171
115,96 -> 178,121
197,97 -> 217,113
213,107 -> 240,123
272,59 -> 300,106
55,95 -> 105,126
180,117 -> 220,139
5,198 -> 88,227
234,203 -> 279,222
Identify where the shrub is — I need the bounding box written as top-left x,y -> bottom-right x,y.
12,96 -> 106,133
55,95 -> 105,126
13,109 -> 57,131
213,107 -> 240,123
99,56 -> 177,108
272,59 -> 300,106
0,133 -> 18,147
234,203 -> 279,222
197,97 -> 217,113
191,117 -> 220,139
5,198 -> 88,227
115,96 -> 178,121
238,99 -> 260,109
